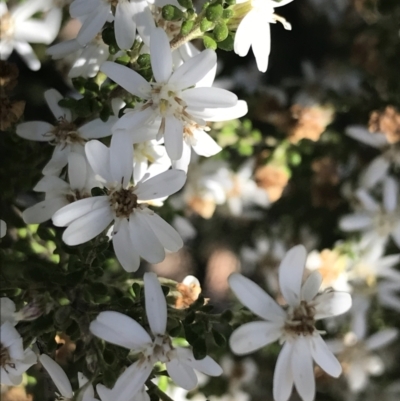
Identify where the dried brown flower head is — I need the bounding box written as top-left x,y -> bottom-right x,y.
0,61 -> 19,94
255,164 -> 290,203
0,98 -> 25,131
369,106 -> 400,144
175,276 -> 202,309
55,333 -> 76,365
1,387 -> 33,401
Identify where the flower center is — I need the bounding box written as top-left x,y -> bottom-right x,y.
0,13 -> 14,40
142,335 -> 174,363
372,209 -> 398,237
109,187 -> 138,218
46,117 -> 84,146
284,300 -> 316,336
1,343 -> 15,372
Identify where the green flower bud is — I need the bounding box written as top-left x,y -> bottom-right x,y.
162,4 -> 185,21
137,54 -> 151,68
181,20 -> 194,36
203,35 -> 218,50
57,98 -> 77,110
115,54 -> 130,65
217,33 -> 235,51
200,17 -> 214,32
206,3 -> 223,21
222,8 -> 234,19
225,0 -> 236,5
178,0 -> 193,8
214,20 -> 229,42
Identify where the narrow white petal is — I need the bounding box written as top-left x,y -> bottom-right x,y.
229,321 -> 281,355
44,89 -> 71,121
42,145 -> 70,176
23,197 -> 69,224
115,2 -> 136,50
113,219 -> 141,272
301,271 -> 323,302
166,358 -> 198,390
310,334 -> 342,377
273,342 -> 294,401
346,125 -> 388,148
234,11 -> 256,57
291,337 -> 315,401
90,311 -> 151,349
169,49 -> 217,90
39,355 -> 73,398
129,212 -> 165,263
144,213 -> 183,252
365,328 -> 398,351
68,153 -> 87,191
62,206 -> 113,245
79,118 -> 115,139
361,156 -> 390,188
339,214 -> 372,231
85,140 -> 113,183
383,176 -> 398,213
164,116 -> 184,160
279,245 -> 307,306
16,121 -> 53,141
101,61 -> 151,98
175,347 -> 223,377
251,14 -> 271,73
132,0 -> 155,47
33,175 -> 69,193
172,141 -> 191,173
110,132 -> 133,187
13,41 -> 40,71
135,169 -> 186,201
181,87 -> 238,109
192,130 -> 221,157
150,28 -> 173,83
228,273 -> 286,321
47,39 -> 82,59
77,6 -> 111,46
52,196 -> 109,226
189,100 -> 248,122
70,0 -> 99,18
355,188 -> 380,212
113,109 -> 155,134
144,272 -> 167,335
314,292 -> 352,319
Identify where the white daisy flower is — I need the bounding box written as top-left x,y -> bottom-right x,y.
0,0 -> 62,70
101,28 -> 242,161
0,321 -> 37,386
70,0 -> 154,49
23,153 -> 100,224
339,176 -> 400,248
52,135 -> 186,272
16,89 -> 116,176
228,245 -> 352,401
89,272 -> 223,401
232,0 -> 293,73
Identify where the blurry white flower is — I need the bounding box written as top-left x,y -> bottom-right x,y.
0,220 -> 6,238
101,28 -> 242,161
0,321 -> 37,385
52,136 -> 186,272
16,89 -> 116,176
23,153 -> 100,224
90,273 -> 223,401
0,298 -> 42,326
0,0 -> 62,70
47,34 -> 109,79
229,245 -> 352,401
339,177 -> 400,248
233,0 -> 293,73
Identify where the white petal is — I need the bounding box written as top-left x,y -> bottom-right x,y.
172,141 -> 191,173
339,213 -> 373,231
346,125 -> 388,148
166,358 -> 198,390
42,145 -> 70,176
89,311 -> 151,349
169,49 -> 217,90
110,132 -> 133,187
135,169 -> 186,201
39,354 -> 73,398
113,109 -> 155,134
79,118 -> 115,139
192,130 -> 221,157
62,206 -> 113,245
113,219 -> 141,272
164,115 -> 184,160
229,321 -> 281,355
47,39 -> 82,59
228,273 -> 286,321
189,100 -> 248,122
16,121 -> 53,141
34,175 -> 69,193
77,6 -> 111,46
361,156 -> 390,188
175,347 -> 222,377
150,28 -> 172,83
23,198 -> 69,224
132,0 -> 155,47
291,337 -> 315,401
383,176 -> 398,213
13,41 -> 40,71
234,11 -> 256,57
129,211 -> 165,263
310,334 -> 342,377
356,188 -> 379,212
68,153 -> 87,191
101,61 -> 151,98
70,0 -> 99,18
251,14 -> 271,73
115,2 -> 136,50
44,89 -> 71,121
144,272 -> 167,335
392,222 -> 400,248
52,196 -> 109,226
181,87 -> 238,109
314,292 -> 352,319
365,328 -> 398,351
144,213 -> 183,252
279,245 -> 307,306
273,341 -> 294,401
85,140 -> 113,183
301,271 -> 323,302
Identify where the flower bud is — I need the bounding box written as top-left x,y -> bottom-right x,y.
206,4 -> 223,22
162,5 -> 185,21
217,33 -> 234,51
178,0 -> 193,9
214,20 -> 229,42
203,35 -> 217,50
200,17 -> 214,32
181,20 -> 194,36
